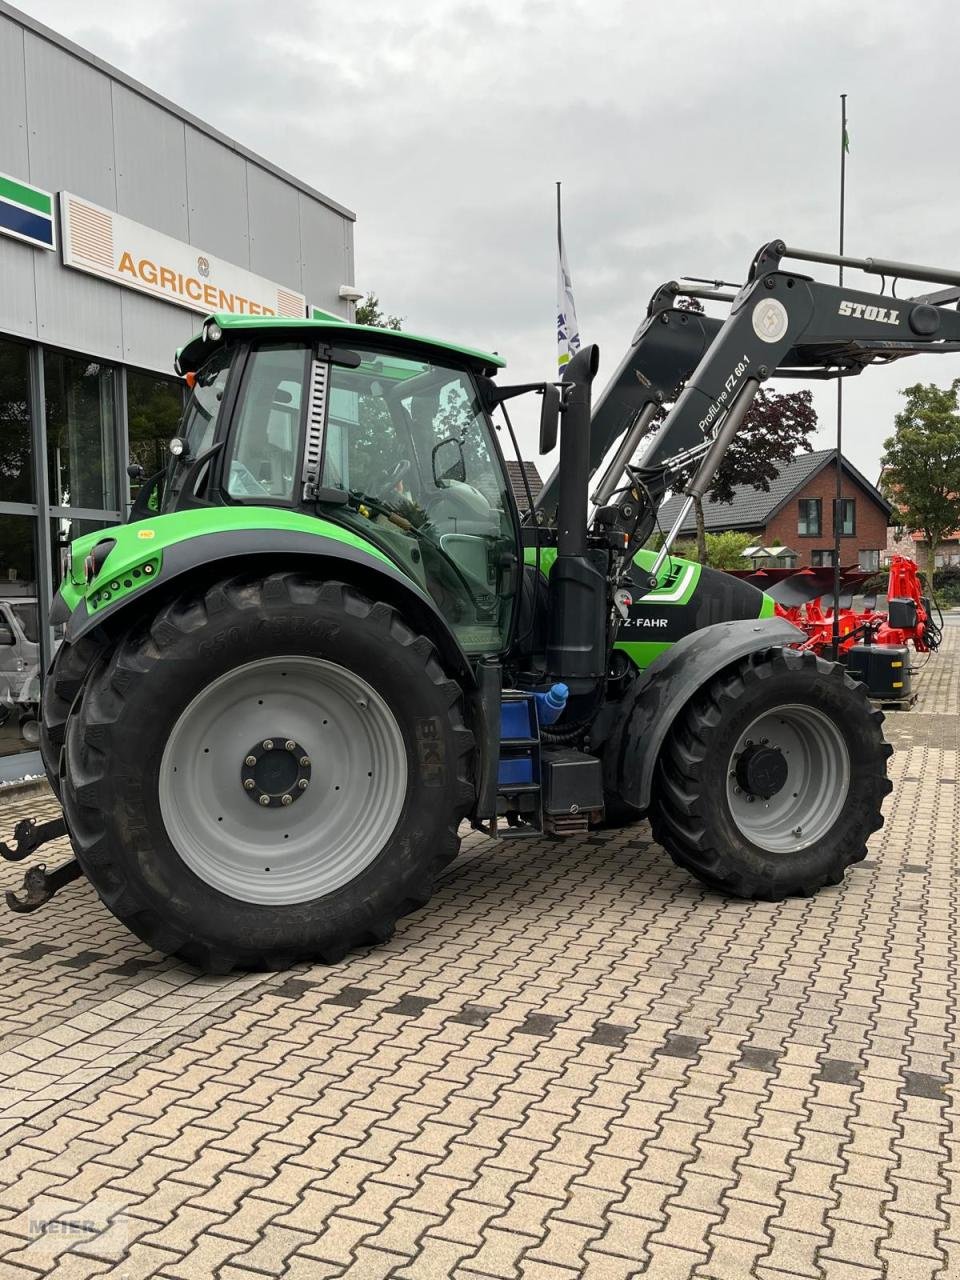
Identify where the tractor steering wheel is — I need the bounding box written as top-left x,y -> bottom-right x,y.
372,459 -> 412,501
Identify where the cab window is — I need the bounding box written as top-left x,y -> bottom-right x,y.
322,350 -> 517,654
227,345 -> 308,501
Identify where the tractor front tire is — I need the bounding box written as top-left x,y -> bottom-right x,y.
649,647 -> 892,900
61,574 -> 474,972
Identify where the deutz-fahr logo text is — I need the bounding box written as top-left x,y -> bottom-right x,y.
838,300 -> 900,325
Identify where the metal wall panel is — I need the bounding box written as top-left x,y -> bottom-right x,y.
0,240 -> 38,339
23,33 -> 116,208
33,248 -> 122,360
184,127 -> 249,267
120,288 -> 195,377
299,194 -> 351,316
246,163 -> 301,287
0,16 -> 28,178
112,84 -> 189,240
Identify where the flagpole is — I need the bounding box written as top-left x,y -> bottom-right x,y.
831,93 -> 847,659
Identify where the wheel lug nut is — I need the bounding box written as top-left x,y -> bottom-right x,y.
281,794 -> 293,806
258,795 -> 270,807
284,740 -> 296,752
243,779 -> 255,791
298,779 -> 309,790
244,755 -> 256,767
263,739 -> 273,750
300,756 -> 310,767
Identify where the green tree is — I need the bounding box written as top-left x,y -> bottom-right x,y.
880,379 -> 960,572
354,293 -> 403,331
673,530 -> 757,570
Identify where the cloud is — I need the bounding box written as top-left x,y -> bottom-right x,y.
20,0 -> 960,475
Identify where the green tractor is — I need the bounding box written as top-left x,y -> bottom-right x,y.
21,235 -> 957,972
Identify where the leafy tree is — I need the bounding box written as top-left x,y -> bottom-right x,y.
651,295 -> 818,563
880,379 -> 960,572
668,386 -> 817,564
673,530 -> 757,570
354,293 -> 403,331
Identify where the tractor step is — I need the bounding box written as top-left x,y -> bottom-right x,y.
0,816 -> 67,862
6,859 -> 83,913
495,693 -> 544,838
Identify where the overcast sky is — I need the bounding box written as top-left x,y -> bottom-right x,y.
18,0 -> 960,480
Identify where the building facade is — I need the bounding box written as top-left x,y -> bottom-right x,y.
657,449 -> 892,570
0,2 -> 355,769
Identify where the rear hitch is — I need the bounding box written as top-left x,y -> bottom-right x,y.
0,816 -> 67,862
6,859 -> 82,913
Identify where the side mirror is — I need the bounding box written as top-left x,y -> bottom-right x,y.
0,626 -> 14,646
432,436 -> 467,485
538,383 -> 561,455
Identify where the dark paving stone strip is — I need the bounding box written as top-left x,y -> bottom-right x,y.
902,1071 -> 948,1100
586,1022 -> 633,1048
10,943 -> 62,961
738,1046 -> 782,1072
451,1004 -> 497,1027
815,1058 -> 861,1085
515,1014 -> 563,1038
274,977 -> 321,1000
655,1034 -> 706,1061
323,986 -> 377,1008
385,995 -> 436,1017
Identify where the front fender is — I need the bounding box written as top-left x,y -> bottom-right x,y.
606,616 -> 805,811
61,514 -> 477,692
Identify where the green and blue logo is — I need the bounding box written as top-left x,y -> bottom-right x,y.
0,171 -> 55,251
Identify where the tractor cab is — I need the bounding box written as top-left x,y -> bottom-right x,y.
157,316 -> 527,655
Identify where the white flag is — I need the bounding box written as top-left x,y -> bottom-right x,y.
557,202 -> 581,371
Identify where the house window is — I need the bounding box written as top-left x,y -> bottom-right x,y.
859,550 -> 880,572
811,549 -> 836,567
798,498 -> 821,536
833,497 -> 856,536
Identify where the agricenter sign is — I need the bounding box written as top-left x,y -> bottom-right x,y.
60,193 -> 306,318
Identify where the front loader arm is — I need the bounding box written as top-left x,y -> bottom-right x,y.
534,285 -> 723,522
622,241 -> 960,577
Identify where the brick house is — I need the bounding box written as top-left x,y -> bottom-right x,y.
505,460 -> 544,515
657,448 -> 892,569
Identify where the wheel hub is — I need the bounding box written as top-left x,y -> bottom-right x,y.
735,742 -> 788,800
240,736 -> 311,808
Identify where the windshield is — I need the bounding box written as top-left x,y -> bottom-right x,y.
161,345 -> 231,511
322,349 -> 517,653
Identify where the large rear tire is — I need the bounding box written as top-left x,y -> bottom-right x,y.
649,647 -> 892,900
61,573 -> 474,972
40,635 -> 105,799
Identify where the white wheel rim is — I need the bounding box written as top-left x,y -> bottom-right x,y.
158,656 -> 408,905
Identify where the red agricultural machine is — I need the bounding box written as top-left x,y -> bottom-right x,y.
730,554 -> 941,701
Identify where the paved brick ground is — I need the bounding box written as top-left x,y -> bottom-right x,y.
0,634 -> 956,1279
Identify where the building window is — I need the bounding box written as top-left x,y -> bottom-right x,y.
811,549 -> 836,567
0,515 -> 39,758
859,549 -> 880,572
833,497 -> 856,536
45,352 -> 119,511
798,498 -> 821,536
126,369 -> 185,501
0,340 -> 34,504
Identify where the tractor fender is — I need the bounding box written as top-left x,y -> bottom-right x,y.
605,616 -> 805,812
62,526 -> 478,693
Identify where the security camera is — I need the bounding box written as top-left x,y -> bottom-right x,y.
338,285 -> 365,302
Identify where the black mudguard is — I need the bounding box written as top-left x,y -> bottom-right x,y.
603,616 -> 805,812
62,527 -> 478,694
